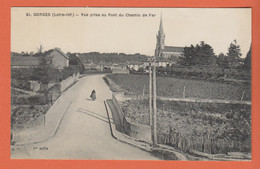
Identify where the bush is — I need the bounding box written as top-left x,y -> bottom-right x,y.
11,68 -> 34,80
158,66 -> 251,81
11,94 -> 46,105
61,66 -> 77,80
11,79 -> 31,91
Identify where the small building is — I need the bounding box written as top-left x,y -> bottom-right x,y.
38,48 -> 69,69
98,62 -> 113,71
112,64 -> 129,74
128,62 -> 144,71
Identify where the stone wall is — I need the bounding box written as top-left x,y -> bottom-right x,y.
111,93 -> 151,142
60,73 -> 79,92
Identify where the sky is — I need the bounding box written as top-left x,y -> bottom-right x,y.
11,7 -> 251,57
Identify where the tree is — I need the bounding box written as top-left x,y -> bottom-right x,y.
244,45 -> 251,70
194,41 -> 216,66
181,41 -> 216,66
31,56 -> 61,104
31,56 -> 60,84
37,44 -> 44,54
181,45 -> 196,66
226,40 -> 242,68
216,53 -> 229,68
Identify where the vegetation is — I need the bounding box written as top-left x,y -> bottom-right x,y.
156,65 -> 251,81
121,99 -> 251,154
11,105 -> 49,130
106,74 -> 251,101
244,45 -> 251,70
67,53 -> 85,73
226,40 -> 242,68
78,52 -> 149,64
180,40 -> 250,70
180,41 -> 216,66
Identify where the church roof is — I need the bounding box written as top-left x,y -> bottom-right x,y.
164,46 -> 184,53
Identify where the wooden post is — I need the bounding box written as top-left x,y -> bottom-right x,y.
183,86 -> 186,98
241,91 -> 245,101
152,59 -> 157,147
143,84 -> 146,96
149,61 -> 152,126
44,114 -> 46,127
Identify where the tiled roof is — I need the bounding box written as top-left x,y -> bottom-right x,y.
53,48 -> 69,59
34,48 -> 69,59
11,56 -> 41,66
165,46 -> 184,53
11,48 -> 68,67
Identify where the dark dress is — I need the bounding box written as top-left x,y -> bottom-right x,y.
90,90 -> 96,100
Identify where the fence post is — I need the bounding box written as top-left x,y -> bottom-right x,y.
183,86 -> 186,98
241,91 -> 245,101
44,114 -> 46,127
143,84 -> 145,96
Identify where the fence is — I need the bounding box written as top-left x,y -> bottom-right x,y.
158,131 -> 251,155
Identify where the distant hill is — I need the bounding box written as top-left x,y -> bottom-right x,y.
76,52 -> 149,64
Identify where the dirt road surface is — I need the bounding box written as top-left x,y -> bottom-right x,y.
11,74 -> 159,160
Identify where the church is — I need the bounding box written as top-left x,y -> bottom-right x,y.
155,16 -> 184,60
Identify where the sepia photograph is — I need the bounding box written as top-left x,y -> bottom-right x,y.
10,7 -> 251,160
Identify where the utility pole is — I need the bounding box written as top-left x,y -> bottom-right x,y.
149,60 -> 152,126
152,58 -> 157,147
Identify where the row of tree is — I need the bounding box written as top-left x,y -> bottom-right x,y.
179,40 -> 251,70
77,52 -> 149,64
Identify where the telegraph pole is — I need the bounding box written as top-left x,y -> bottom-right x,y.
152,58 -> 157,147
149,60 -> 152,126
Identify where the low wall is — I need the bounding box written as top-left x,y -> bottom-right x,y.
124,117 -> 151,142
60,73 -> 79,92
112,69 -> 129,74
111,93 -> 151,142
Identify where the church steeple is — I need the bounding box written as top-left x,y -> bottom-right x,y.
158,14 -> 164,34
155,14 -> 165,57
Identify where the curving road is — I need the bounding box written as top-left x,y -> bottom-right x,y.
11,74 -> 159,160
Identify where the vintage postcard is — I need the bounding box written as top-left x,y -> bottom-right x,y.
9,7 -> 252,161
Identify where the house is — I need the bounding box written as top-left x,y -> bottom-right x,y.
112,64 -> 129,74
128,62 -> 144,71
156,59 -> 171,67
36,48 -> 69,69
98,62 -> 113,71
11,48 -> 69,69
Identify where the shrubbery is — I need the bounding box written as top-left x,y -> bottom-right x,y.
11,68 -> 34,80
157,66 -> 251,81
11,94 -> 46,105
11,79 -> 31,91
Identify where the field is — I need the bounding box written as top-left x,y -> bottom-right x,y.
106,73 -> 251,156
106,74 -> 251,101
120,99 -> 251,155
